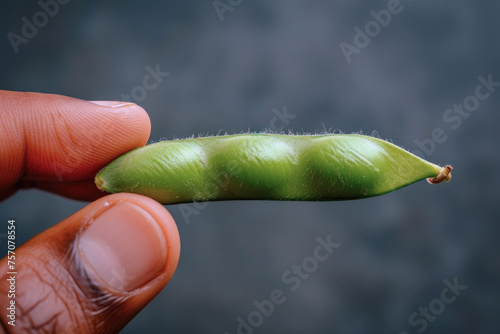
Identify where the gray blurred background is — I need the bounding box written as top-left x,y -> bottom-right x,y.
1,1 -> 499,333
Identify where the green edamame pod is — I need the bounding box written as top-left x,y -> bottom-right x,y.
94,134 -> 452,204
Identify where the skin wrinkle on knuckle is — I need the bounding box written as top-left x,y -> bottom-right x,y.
11,251 -> 95,333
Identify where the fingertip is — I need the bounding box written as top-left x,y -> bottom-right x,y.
15,93 -> 151,182
127,194 -> 181,284
127,195 -> 181,281
86,100 -> 151,131
77,194 -> 180,292
83,99 -> 151,146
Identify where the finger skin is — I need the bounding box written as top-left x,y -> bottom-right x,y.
24,179 -> 109,202
0,194 -> 180,333
0,90 -> 151,200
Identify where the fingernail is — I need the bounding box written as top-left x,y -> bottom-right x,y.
89,101 -> 137,108
77,202 -> 168,291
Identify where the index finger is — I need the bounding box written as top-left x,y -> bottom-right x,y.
0,90 -> 151,200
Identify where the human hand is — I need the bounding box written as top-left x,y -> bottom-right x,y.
0,90 -> 181,333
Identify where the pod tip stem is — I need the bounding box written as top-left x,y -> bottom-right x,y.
427,165 -> 453,184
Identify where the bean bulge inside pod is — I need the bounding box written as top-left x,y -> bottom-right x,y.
94,134 -> 452,205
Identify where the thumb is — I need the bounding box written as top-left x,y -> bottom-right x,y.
0,194 -> 180,333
